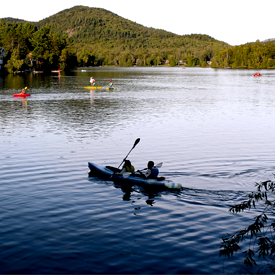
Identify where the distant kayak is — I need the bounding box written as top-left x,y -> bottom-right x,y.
13,94 -> 31,98
84,87 -> 102,89
254,73 -> 261,77
106,87 -> 117,90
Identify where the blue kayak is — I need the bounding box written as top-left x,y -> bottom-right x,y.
88,162 -> 182,189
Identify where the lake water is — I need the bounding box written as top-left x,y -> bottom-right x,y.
1,67 -> 275,274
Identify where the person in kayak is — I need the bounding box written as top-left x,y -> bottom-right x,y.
20,88 -> 26,95
117,160 -> 135,175
90,76 -> 96,86
144,161 -> 159,179
109,78 -> 113,87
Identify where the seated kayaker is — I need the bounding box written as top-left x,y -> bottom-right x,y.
116,160 -> 135,175
20,88 -> 26,95
90,76 -> 96,86
143,161 -> 159,179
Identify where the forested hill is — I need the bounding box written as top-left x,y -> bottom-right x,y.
1,6 -> 229,67
1,6 -> 232,71
34,6 -> 221,45
3,6 -> 224,45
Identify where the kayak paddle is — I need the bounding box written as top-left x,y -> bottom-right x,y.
123,162 -> 163,178
137,162 -> 163,172
110,138 -> 140,179
118,138 -> 140,169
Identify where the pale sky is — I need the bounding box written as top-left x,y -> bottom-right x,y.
1,0 -> 273,46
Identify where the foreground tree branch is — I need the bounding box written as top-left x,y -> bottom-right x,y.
220,178 -> 275,274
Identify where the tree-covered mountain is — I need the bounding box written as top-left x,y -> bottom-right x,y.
32,6 -> 229,67
35,6 -> 219,45
2,6 -> 275,71
0,6 -> 229,70
0,5 -> 237,72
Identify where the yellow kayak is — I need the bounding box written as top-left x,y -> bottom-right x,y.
106,87 -> 117,90
84,87 -> 102,89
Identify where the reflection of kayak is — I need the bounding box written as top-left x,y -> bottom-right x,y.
88,162 -> 182,189
13,94 -> 31,97
106,87 -> 117,90
84,87 -> 102,89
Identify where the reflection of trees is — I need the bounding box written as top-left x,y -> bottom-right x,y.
0,69 -> 166,137
0,94 -> 141,138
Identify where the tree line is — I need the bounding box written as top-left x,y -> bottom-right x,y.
0,19 -> 227,73
2,6 -> 275,73
0,19 -> 76,73
211,40 -> 275,69
0,6 -> 231,73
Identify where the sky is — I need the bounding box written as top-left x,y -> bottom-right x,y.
1,0 -> 274,46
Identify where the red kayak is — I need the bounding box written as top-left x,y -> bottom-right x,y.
13,94 -> 31,98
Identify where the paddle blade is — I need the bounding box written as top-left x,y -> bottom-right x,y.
138,162 -> 163,171
25,87 -> 27,90
122,172 -> 132,178
133,138 -> 140,148
118,138 -> 140,169
155,162 -> 163,169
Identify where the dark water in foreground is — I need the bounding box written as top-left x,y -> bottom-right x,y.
1,67 -> 275,274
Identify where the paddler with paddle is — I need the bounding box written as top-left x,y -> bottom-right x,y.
135,161 -> 163,179
90,76 -> 96,86
109,78 -> 113,87
143,161 -> 160,179
116,160 -> 135,175
112,139 -> 140,178
19,87 -> 27,95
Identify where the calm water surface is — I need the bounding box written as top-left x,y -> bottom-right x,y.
1,67 -> 275,274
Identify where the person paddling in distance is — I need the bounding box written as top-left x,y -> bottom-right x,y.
143,161 -> 159,179
116,160 -> 135,175
90,76 -> 96,86
109,78 -> 113,87
20,88 -> 26,95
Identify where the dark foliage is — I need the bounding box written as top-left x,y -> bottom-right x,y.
211,40 -> 275,69
0,6 -> 229,71
2,6 -> 274,71
220,178 -> 275,274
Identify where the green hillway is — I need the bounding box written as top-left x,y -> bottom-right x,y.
1,6 -> 275,73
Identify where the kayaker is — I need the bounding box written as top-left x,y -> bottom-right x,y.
90,76 -> 96,86
117,160 -> 135,175
109,78 -> 113,87
144,161 -> 159,179
20,88 -> 26,95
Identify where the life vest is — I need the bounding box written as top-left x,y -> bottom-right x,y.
149,167 -> 159,178
125,165 -> 135,173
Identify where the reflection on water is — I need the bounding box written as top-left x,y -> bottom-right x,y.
1,67 -> 275,274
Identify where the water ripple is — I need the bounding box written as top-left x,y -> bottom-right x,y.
1,68 -> 275,274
